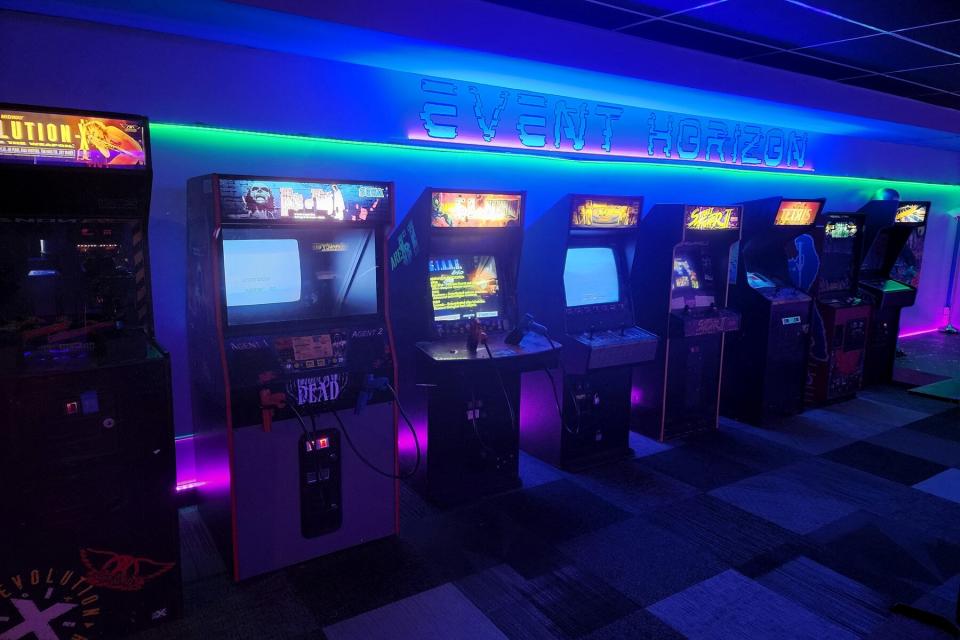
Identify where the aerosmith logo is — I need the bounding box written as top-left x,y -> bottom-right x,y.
0,567 -> 101,640
80,550 -> 175,593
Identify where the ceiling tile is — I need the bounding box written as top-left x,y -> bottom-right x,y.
915,92 -> 960,110
840,74 -> 936,97
794,0 -> 960,31
622,18 -> 780,57
808,34 -> 958,73
748,51 -> 867,79
897,20 -> 960,56
485,0 -> 648,30
891,63 -> 960,93
670,0 -> 874,49
617,0 -> 731,18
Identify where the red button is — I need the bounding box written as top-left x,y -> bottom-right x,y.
318,437 -> 329,449
65,401 -> 79,415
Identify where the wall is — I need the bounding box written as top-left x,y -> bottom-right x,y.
1,8 -> 959,463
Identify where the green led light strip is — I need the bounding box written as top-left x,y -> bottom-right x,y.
151,123 -> 960,191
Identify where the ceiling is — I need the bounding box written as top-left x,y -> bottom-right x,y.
483,0 -> 960,111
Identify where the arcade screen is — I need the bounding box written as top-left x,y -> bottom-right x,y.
222,227 -> 379,326
217,178 -> 390,223
431,192 -> 522,228
563,247 -> 620,307
429,255 -> 501,321
819,218 -> 859,294
895,202 -> 928,224
570,197 -> 641,229
0,107 -> 147,168
670,243 -> 716,309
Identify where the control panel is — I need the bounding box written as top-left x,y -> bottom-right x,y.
298,429 -> 343,538
572,326 -> 658,370
434,316 -> 508,338
669,308 -> 741,338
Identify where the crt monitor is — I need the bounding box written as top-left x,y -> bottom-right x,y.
429,255 -> 501,322
222,226 -> 379,326
563,246 -> 621,308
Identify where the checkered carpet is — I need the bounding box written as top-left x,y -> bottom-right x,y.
131,384 -> 960,640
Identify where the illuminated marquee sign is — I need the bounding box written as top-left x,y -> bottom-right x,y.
413,77 -> 812,171
431,191 -> 522,228
685,205 -> 741,231
218,178 -> 391,222
571,196 -> 641,229
0,107 -> 147,168
895,202 -> 928,224
774,200 -> 822,226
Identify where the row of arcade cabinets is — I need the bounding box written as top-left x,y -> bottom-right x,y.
187,175 -> 400,580
0,105 -> 180,638
720,196 -> 930,423
520,195 -> 657,470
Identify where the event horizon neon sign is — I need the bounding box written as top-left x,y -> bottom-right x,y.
412,77 -> 812,171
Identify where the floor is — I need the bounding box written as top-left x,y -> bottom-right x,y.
129,376 -> 960,640
896,331 -> 960,382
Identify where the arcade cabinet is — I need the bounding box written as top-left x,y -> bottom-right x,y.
722,198 -> 822,424
0,105 -> 180,637
187,175 -> 399,580
805,213 -> 871,404
388,189 -> 557,505
858,199 -> 930,385
518,195 -> 657,470
631,204 -> 742,441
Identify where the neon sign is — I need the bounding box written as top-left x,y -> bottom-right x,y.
431,191 -> 522,228
413,77 -> 812,171
685,206 -> 741,231
571,196 -> 641,229
895,202 -> 928,224
0,107 -> 147,169
774,200 -> 822,226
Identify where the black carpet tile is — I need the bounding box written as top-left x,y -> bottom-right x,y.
567,458 -> 701,516
823,440 -> 948,485
805,510 -> 960,603
557,515 -> 729,606
286,537 -> 452,627
639,444 -> 763,491
647,493 -> 804,566
456,563 -> 640,640
905,407 -> 960,443
480,479 -> 633,545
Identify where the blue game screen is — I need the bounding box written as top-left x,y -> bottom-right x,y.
563,247 -> 620,307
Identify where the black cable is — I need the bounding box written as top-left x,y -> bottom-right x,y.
545,334 -> 582,435
330,383 -> 421,480
285,399 -> 310,437
484,339 -> 517,432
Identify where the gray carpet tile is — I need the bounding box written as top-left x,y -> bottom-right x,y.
648,569 -> 858,640
823,440 -> 948,485
905,408 -> 960,443
720,413 -> 857,455
869,427 -> 960,468
914,469 -> 960,505
456,563 -> 640,640
324,583 -> 508,640
756,556 -> 890,637
568,458 -> 701,516
647,494 -> 802,567
557,516 -> 729,607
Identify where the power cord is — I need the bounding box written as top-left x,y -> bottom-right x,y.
331,380 -> 421,480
